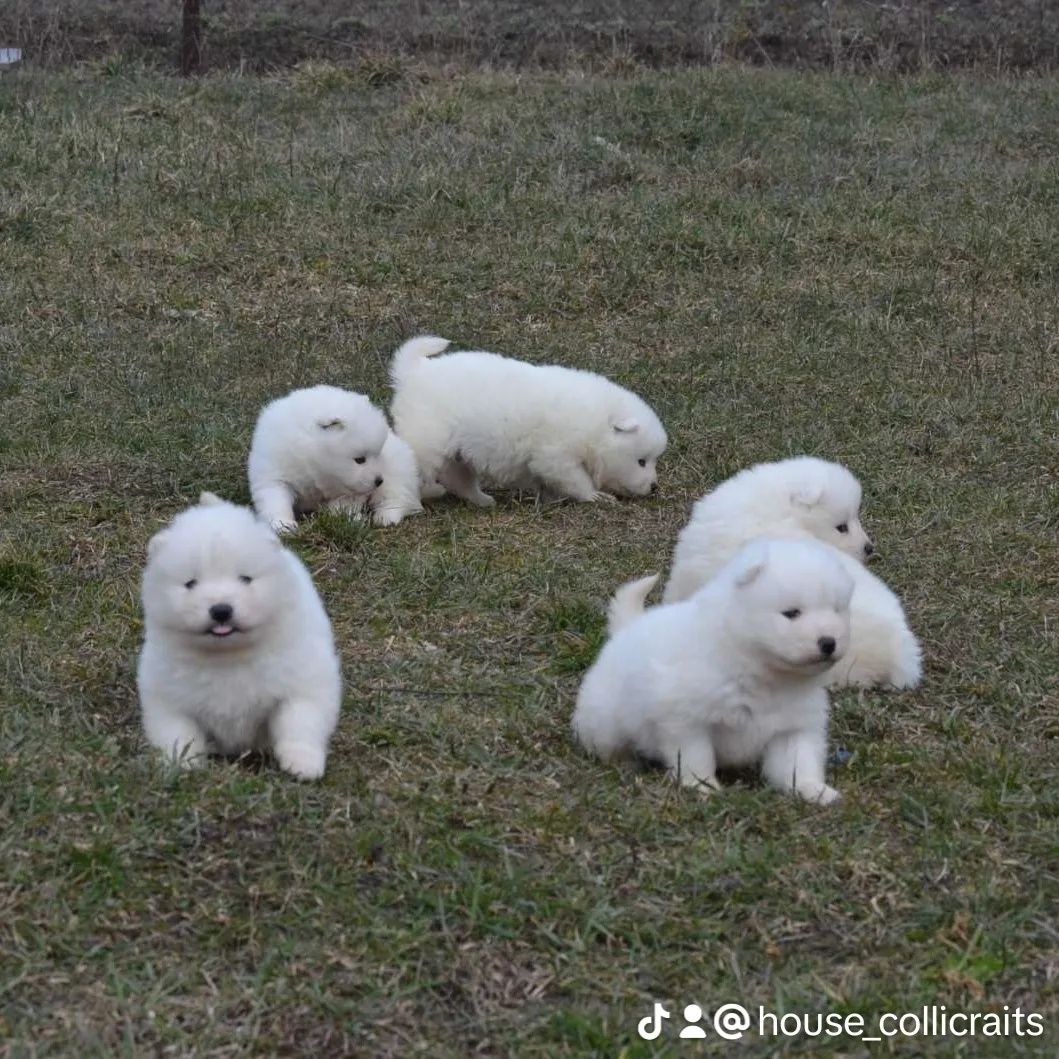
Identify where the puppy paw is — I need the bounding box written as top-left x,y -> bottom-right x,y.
470,493 -> 497,508
587,490 -> 618,504
797,783 -> 841,806
889,646 -> 922,689
274,741 -> 327,781
888,668 -> 920,690
168,747 -> 208,770
372,508 -> 404,527
268,517 -> 298,535
671,771 -> 721,796
151,737 -> 208,769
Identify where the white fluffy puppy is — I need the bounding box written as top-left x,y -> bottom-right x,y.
573,539 -> 854,805
248,385 -> 423,532
663,456 -> 921,689
137,492 -> 342,780
389,336 -> 667,506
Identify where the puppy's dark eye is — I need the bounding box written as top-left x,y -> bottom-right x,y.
836,523 -> 849,534
239,575 -> 253,584
354,456 -> 366,465
782,608 -> 801,620
637,458 -> 647,467
184,579 -> 197,590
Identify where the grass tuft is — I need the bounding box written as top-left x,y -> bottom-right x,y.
541,599 -> 608,676
295,509 -> 374,551
0,556 -> 45,599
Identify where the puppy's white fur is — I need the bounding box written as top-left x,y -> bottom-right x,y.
574,539 -> 854,804
137,492 -> 342,779
248,384 -> 423,532
390,336 -> 667,506
663,456 -> 921,689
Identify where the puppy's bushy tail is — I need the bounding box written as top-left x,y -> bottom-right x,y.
390,335 -> 451,387
607,573 -> 659,635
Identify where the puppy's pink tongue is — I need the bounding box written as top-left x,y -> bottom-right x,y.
211,625 -> 233,636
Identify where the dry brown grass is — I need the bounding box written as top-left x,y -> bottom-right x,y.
3,1 -> 1059,73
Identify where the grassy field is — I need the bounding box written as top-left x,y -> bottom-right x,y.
1,58 -> 1057,1056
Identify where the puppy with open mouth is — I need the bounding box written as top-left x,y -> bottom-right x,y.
573,538 -> 853,805
137,492 -> 342,779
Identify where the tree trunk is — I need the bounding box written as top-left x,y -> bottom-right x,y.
181,0 -> 202,75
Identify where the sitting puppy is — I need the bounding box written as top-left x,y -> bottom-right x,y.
248,385 -> 423,532
663,456 -> 921,689
137,492 -> 342,780
389,336 -> 667,506
573,539 -> 853,805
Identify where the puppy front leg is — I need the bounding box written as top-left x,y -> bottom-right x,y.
414,455 -> 447,500
253,482 -> 299,534
420,477 -> 447,500
142,703 -> 210,768
438,456 -> 495,508
761,729 -> 839,805
269,697 -> 337,781
530,455 -> 614,503
371,478 -> 422,527
662,736 -> 720,796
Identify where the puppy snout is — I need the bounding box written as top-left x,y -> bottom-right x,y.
864,541 -> 875,558
209,603 -> 234,624
818,636 -> 836,657
374,476 -> 384,488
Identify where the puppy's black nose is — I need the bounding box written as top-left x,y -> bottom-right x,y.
209,603 -> 233,624
649,481 -> 658,494
374,476 -> 384,488
864,541 -> 875,557
818,637 -> 836,657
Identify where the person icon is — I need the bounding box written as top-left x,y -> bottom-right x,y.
679,1003 -> 708,1039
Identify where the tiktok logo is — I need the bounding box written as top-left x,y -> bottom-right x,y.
637,1002 -> 671,1040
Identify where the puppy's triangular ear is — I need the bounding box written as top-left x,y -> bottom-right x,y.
733,541 -> 769,587
735,559 -> 766,587
611,416 -> 640,434
147,529 -> 169,559
199,491 -> 225,507
317,418 -> 344,431
791,483 -> 824,509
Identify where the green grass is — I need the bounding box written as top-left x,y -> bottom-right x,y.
1,61 -> 1057,1055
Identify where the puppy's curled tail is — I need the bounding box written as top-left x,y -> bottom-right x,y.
607,573 -> 659,636
390,335 -> 451,387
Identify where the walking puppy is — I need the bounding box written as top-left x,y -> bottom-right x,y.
138,493 -> 342,779
573,539 -> 854,804
389,336 -> 667,506
663,456 -> 921,689
248,385 -> 422,532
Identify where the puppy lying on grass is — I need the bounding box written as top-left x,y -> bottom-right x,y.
138,492 -> 341,780
248,385 -> 422,532
390,336 -> 667,507
573,539 -> 853,805
663,456 -> 922,689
